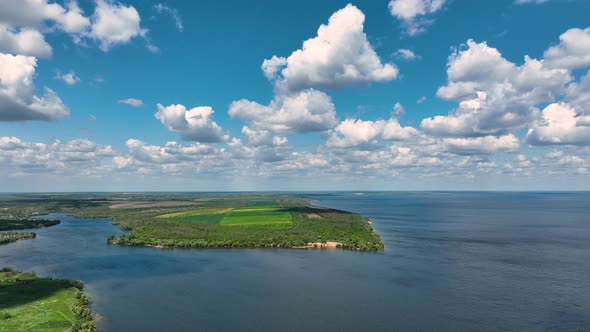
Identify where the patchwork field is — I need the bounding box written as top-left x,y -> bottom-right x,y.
155,206 -> 293,226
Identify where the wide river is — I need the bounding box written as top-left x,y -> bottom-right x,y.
1,192 -> 589,331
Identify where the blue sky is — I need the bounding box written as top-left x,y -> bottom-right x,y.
1,0 -> 590,191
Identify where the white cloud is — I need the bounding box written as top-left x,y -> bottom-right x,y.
567,70 -> 590,113
326,119 -> 385,150
0,24 -> 52,58
326,116 -> 419,150
526,103 -> 590,146
229,89 -> 338,134
394,48 -> 419,60
0,0 -> 149,53
393,102 -> 405,115
56,70 -> 80,85
382,118 -> 419,141
155,103 -> 226,143
0,52 -> 69,121
0,0 -> 90,33
265,4 -> 398,92
119,98 -> 144,107
442,134 -> 519,155
0,136 -> 113,173
90,0 -> 147,51
241,126 -> 287,147
388,0 -> 446,36
515,0 -> 550,4
421,39 -> 571,137
544,27 -> 590,70
261,55 -> 287,80
154,3 -> 183,31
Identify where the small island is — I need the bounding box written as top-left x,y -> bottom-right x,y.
0,268 -> 96,332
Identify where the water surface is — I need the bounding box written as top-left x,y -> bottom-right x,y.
1,192 -> 589,331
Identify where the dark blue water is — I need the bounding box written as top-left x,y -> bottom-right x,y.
1,192 -> 589,331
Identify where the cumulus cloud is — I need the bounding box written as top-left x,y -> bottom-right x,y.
90,0 -> 146,51
526,103 -> 590,146
382,118 -> 419,141
229,89 -> 338,134
155,103 -> 226,143
241,126 -> 288,147
0,0 -> 90,33
567,70 -> 590,112
118,98 -> 144,107
544,27 -> 590,70
0,136 -> 113,173
0,0 -> 149,54
0,52 -> 69,121
0,24 -> 52,58
56,70 -> 80,85
388,0 -> 446,36
421,39 -> 571,137
261,56 -> 287,81
442,134 -> 519,155
263,4 -> 398,92
326,119 -> 385,150
326,116 -> 419,150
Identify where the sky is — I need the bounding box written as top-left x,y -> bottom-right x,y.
1,0 -> 590,191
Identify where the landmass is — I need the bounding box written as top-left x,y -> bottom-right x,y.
0,193 -> 384,251
0,212 -> 60,246
0,232 -> 36,245
0,267 -> 96,332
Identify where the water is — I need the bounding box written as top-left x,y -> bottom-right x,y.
1,192 -> 589,331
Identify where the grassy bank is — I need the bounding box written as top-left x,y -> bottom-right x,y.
0,268 -> 96,332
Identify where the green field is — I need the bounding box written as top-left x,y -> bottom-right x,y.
220,207 -> 292,225
0,268 -> 95,332
153,205 -> 293,226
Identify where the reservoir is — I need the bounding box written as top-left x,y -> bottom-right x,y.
1,192 -> 589,331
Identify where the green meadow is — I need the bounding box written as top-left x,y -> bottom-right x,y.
0,268 -> 95,332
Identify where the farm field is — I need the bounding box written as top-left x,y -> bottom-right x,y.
155,206 -> 293,226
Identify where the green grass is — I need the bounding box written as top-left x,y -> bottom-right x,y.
0,268 -> 95,332
155,208 -> 233,219
220,207 -> 292,225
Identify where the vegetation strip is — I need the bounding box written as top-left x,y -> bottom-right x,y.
0,219 -> 59,231
0,232 -> 36,245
